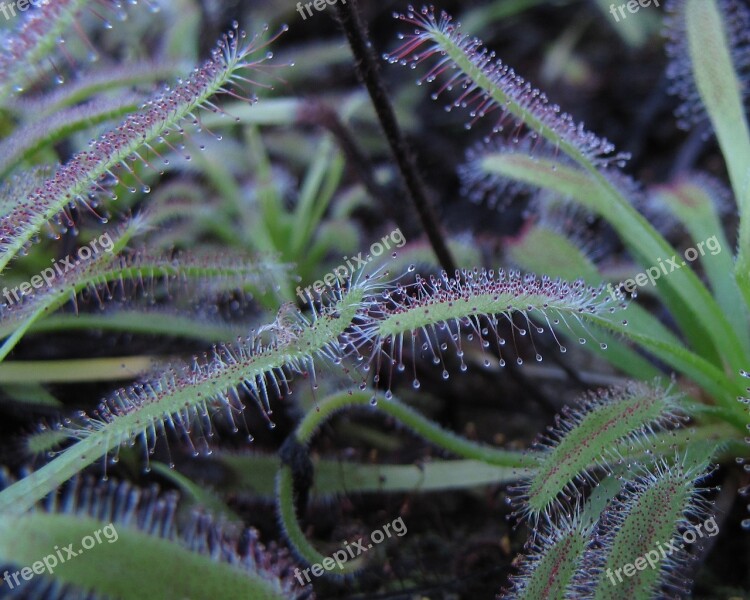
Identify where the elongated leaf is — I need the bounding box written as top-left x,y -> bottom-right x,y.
0,95 -> 142,179
0,25 -> 283,272
521,381 -> 683,518
585,449 -> 716,599
503,517 -> 591,599
653,176 -> 750,352
0,282 -> 367,514
466,147 -> 746,375
668,0 -> 750,310
0,478 -> 291,599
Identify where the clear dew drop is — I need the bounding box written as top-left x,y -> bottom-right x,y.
370,396 -> 378,406
442,370 -> 449,380
412,379 -> 421,389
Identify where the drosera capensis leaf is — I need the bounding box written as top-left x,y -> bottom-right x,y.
505,223 -> 664,380
387,7 -> 628,169
348,268 -> 624,394
0,94 -> 144,180
0,280 -> 367,514
516,380 -> 685,520
390,9 -> 748,375
0,221 -> 286,360
501,514 -> 591,600
0,475 -> 294,599
0,22 -> 286,273
0,0 -> 129,102
583,446 -> 718,599
0,216 -> 144,361
458,138 -> 744,373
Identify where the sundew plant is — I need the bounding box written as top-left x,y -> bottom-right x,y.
0,0 -> 748,598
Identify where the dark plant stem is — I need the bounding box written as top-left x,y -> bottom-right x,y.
334,0 -> 457,273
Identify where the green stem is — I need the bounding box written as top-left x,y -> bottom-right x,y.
276,466 -> 363,576
295,390 -> 536,468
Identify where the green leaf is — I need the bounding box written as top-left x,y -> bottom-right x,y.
590,449 -> 716,599
471,149 -> 746,374
504,516 -> 590,599
0,283 -> 367,514
0,95 -> 142,179
653,176 -> 750,352
0,486 -> 288,599
523,381 -> 682,517
0,26 -> 282,272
